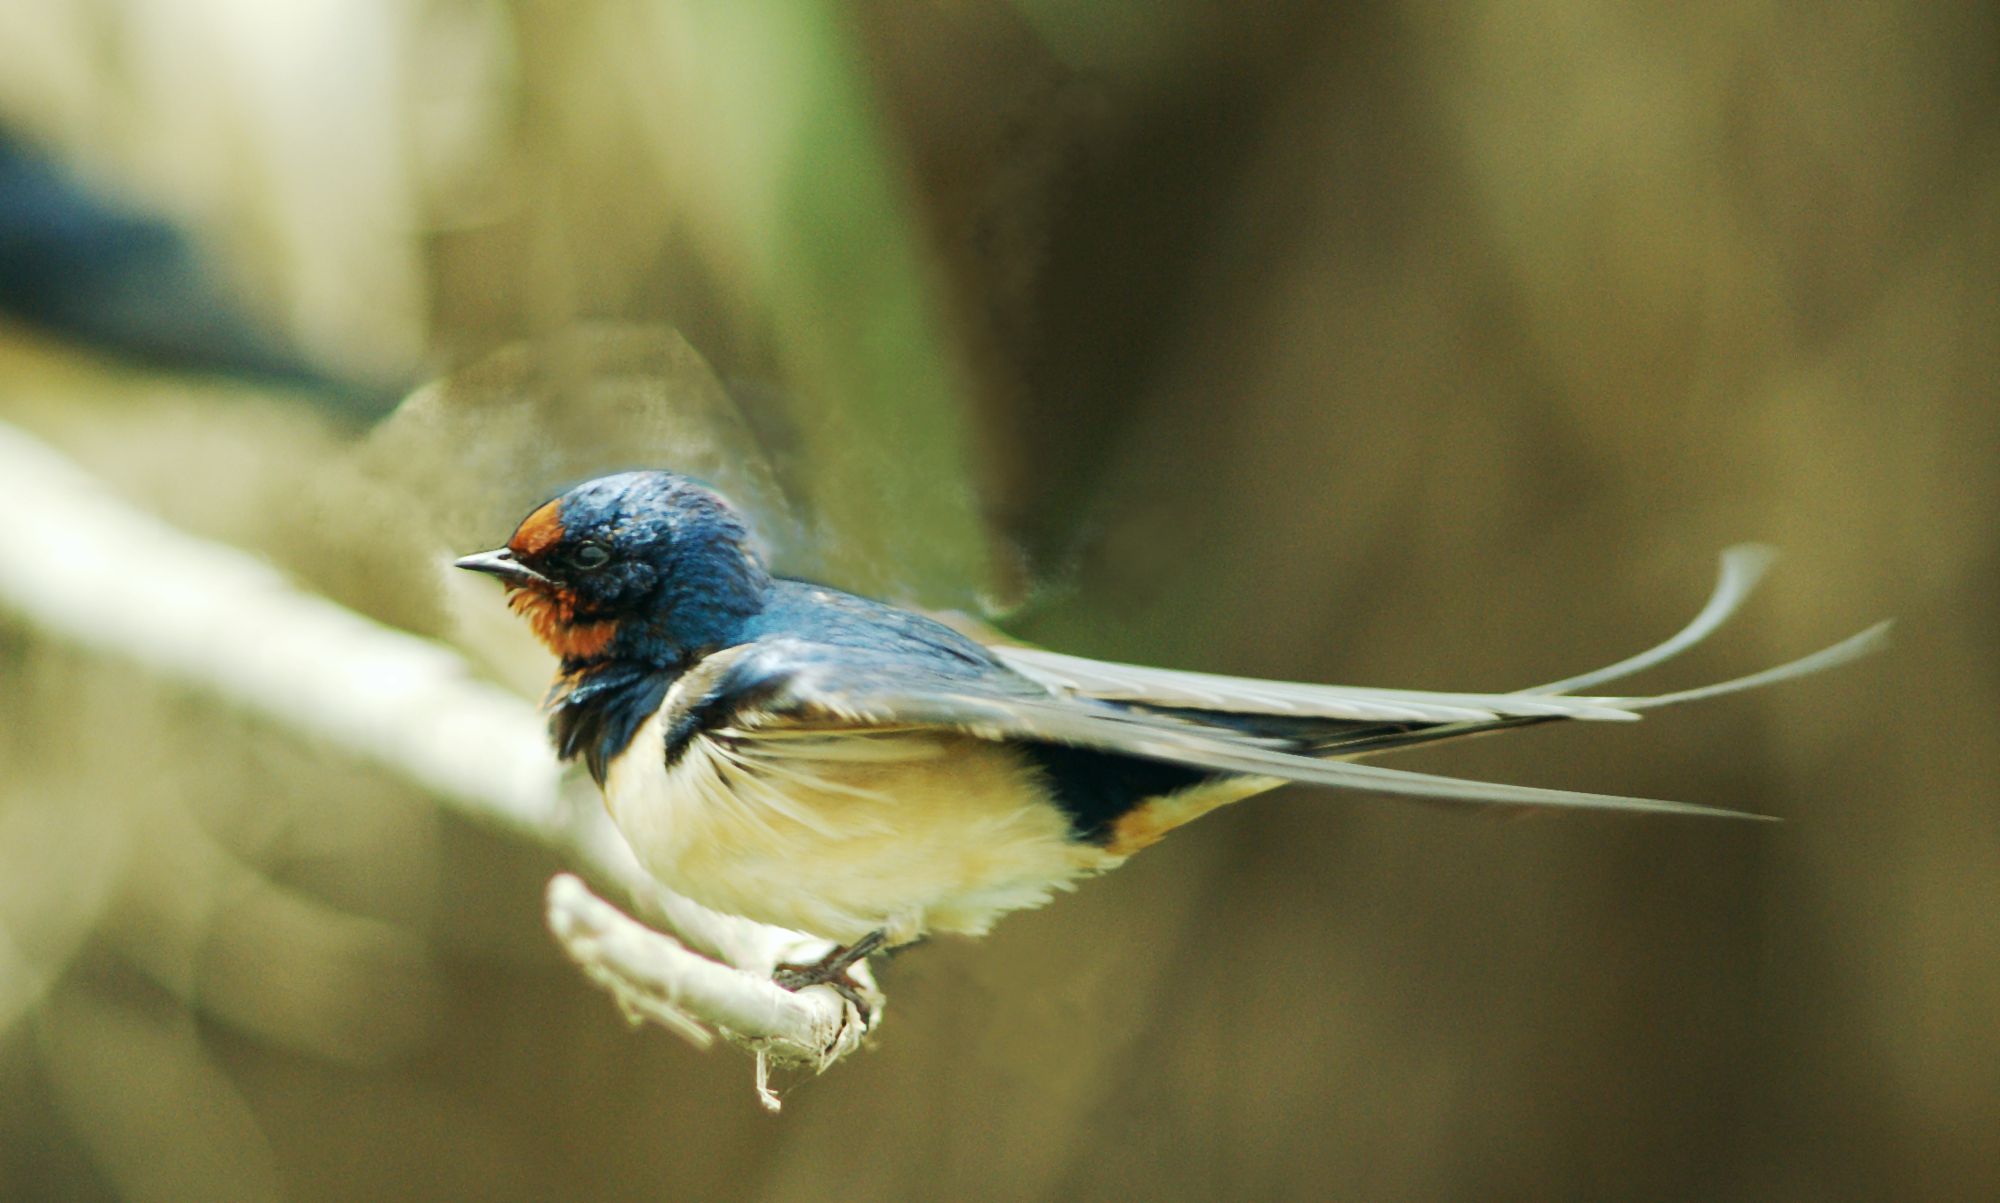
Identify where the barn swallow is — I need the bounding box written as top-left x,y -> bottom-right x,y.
457,470 -> 1886,1001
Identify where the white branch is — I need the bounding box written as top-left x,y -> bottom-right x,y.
545,875 -> 875,1111
0,421 -> 879,1104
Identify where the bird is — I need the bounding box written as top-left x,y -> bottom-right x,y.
456,469 -> 1885,1002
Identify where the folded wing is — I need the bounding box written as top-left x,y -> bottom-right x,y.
720,548 -> 1886,821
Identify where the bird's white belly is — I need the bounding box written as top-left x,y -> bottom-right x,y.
602,710 -> 1117,945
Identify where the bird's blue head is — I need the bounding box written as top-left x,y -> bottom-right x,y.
456,471 -> 771,666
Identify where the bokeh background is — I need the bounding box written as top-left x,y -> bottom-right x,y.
2,2 -> 1994,1200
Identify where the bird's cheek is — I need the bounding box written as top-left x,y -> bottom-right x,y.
508,588 -> 618,659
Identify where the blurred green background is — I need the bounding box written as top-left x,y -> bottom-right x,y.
1,2 -> 1993,1200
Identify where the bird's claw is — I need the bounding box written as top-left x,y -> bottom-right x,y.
772,930 -> 885,1022
772,962 -> 872,1018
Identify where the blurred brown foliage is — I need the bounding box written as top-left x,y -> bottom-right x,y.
2,1 -> 1994,1200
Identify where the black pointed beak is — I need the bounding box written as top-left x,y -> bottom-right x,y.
454,547 -> 550,587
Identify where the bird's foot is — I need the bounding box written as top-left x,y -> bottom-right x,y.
773,930 -> 886,1021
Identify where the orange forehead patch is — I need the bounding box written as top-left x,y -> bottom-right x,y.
508,499 -> 566,557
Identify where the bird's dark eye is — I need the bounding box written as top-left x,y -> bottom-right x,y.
567,542 -> 611,572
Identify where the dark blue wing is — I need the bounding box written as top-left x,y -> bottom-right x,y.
701,635 -> 1779,820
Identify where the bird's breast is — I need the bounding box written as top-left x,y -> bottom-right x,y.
601,703 -> 1117,945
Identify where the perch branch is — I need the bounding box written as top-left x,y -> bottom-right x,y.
545,874 -> 874,1110
0,420 -> 877,1102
